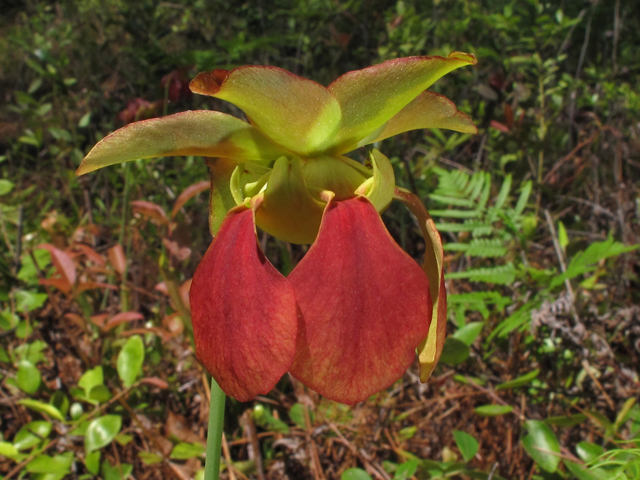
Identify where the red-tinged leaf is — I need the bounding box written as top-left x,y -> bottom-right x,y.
162,313 -> 184,335
131,200 -> 168,225
73,244 -> 106,266
90,313 -> 109,327
162,238 -> 191,261
37,244 -> 76,293
393,189 -> 447,382
490,120 -> 510,133
179,279 -> 191,313
39,277 -> 72,293
64,312 -> 86,329
103,311 -> 145,331
171,180 -> 210,219
328,52 -> 477,153
190,67 -> 341,156
76,110 -> 287,175
108,244 -> 127,275
190,205 -> 298,401
288,197 -> 432,404
154,282 -> 169,296
140,377 -> 169,389
76,282 -> 118,294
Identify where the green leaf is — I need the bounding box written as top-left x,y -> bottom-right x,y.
495,369 -> 539,390
557,221 -> 569,251
446,263 -> 516,285
544,414 -> 586,427
14,421 -> 52,450
85,415 -> 122,453
50,391 -> 69,417
78,112 -> 92,128
474,405 -> 514,417
564,460 -> 609,480
170,442 -> 206,460
289,403 -> 306,428
453,430 -> 479,462
253,404 -> 290,433
85,451 -> 101,475
453,322 -> 484,346
15,290 -> 48,312
89,384 -> 113,404
117,335 -> 145,387
26,453 -> 73,473
521,420 -> 561,473
18,399 -> 64,421
0,441 -> 19,458
439,337 -> 470,366
79,366 -> 104,397
549,238 -> 639,289
17,360 -> 41,394
139,451 -> 163,465
576,442 -> 604,463
0,179 -> 14,196
102,460 -> 133,480
393,459 -> 419,480
341,468 -> 373,480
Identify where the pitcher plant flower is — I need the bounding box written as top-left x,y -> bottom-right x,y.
77,52 -> 477,404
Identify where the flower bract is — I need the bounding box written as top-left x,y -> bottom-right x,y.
77,52 -> 477,404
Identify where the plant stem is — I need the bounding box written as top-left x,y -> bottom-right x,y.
204,377 -> 226,480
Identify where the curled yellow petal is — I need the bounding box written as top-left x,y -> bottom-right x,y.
394,188 -> 447,382
255,156 -> 326,244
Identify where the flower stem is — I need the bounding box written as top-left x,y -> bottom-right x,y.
204,377 -> 226,480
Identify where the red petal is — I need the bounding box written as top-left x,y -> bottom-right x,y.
190,206 -> 298,401
288,197 -> 432,404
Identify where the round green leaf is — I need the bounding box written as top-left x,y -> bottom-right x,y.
17,361 -> 41,394
474,404 -> 514,417
453,430 -> 479,462
85,451 -> 101,475
452,322 -> 484,346
341,468 -> 373,480
576,441 -> 605,463
85,415 -> 122,453
521,420 -> 560,473
0,179 -> 14,196
117,335 -> 144,388
439,337 -> 470,366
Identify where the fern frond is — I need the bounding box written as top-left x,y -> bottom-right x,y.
446,263 -> 516,285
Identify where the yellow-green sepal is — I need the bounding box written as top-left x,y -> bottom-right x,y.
76,111 -> 286,175
206,158 -> 240,237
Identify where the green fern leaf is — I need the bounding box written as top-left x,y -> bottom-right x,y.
446,263 -> 516,285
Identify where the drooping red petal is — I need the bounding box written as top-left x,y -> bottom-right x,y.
190,205 -> 298,401
288,197 -> 432,404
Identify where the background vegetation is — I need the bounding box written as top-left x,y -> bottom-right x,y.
1,0 -> 639,479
